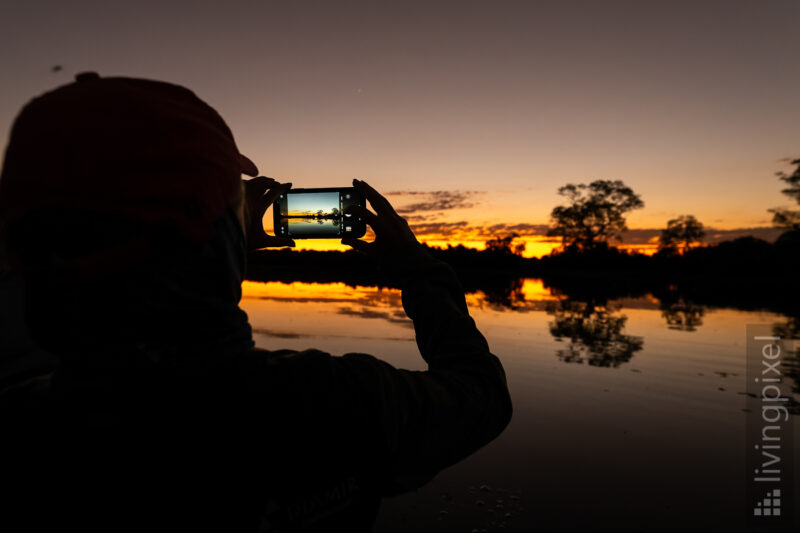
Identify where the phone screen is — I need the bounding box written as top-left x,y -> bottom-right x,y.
273,187 -> 367,239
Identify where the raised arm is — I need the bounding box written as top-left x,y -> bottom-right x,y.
340,179 -> 512,493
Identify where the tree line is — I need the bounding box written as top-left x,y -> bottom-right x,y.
248,158 -> 800,288
487,157 -> 800,257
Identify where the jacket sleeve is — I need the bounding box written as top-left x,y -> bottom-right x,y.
332,242 -> 513,494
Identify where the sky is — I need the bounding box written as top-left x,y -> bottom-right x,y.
286,192 -> 340,216
1,0 -> 798,256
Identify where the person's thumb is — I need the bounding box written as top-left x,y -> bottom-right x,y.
342,237 -> 373,254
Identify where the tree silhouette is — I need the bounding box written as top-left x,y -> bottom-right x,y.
659,215 -> 705,254
768,158 -> 800,235
547,180 -> 644,250
485,233 -> 526,256
775,158 -> 800,203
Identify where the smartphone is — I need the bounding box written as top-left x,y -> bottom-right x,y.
272,187 -> 367,239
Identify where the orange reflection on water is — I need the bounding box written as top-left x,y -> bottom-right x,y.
242,280 -> 561,304
520,279 -> 558,301
240,281 -> 408,341
242,280 -> 380,301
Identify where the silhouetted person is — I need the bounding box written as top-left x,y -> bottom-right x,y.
0,74 -> 512,532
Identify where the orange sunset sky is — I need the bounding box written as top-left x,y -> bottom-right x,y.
1,1 -> 798,257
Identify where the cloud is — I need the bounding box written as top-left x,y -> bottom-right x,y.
481,223 -> 551,237
252,327 -> 413,342
614,226 -> 786,245
405,220 -> 787,246
385,190 -> 483,196
408,220 -> 553,241
336,305 -> 413,327
384,190 -> 483,213
403,214 -> 433,222
702,226 -> 786,243
408,220 -> 471,236
251,328 -> 304,339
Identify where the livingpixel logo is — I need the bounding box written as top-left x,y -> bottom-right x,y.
746,326 -> 797,527
753,488 -> 781,517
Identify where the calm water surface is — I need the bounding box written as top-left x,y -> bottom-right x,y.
240,279 -> 799,532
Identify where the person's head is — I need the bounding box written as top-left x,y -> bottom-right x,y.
1,72 -> 257,275
0,73 -> 257,357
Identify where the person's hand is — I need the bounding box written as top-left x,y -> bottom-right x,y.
341,178 -> 420,258
242,176 -> 295,251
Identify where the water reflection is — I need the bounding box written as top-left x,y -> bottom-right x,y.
660,298 -> 704,332
241,277 -> 800,383
467,277 -> 646,367
241,282 -> 414,342
231,274 -> 800,529
240,278 -> 800,418
336,305 -> 413,326
545,298 -> 644,367
479,277 -> 526,309
466,278 -> 558,312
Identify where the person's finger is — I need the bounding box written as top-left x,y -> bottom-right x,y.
260,235 -> 295,248
244,176 -> 276,195
354,178 -> 397,216
352,178 -> 386,215
249,176 -> 276,184
352,178 -> 385,214
341,237 -> 374,254
262,182 -> 293,209
248,234 -> 295,251
344,204 -> 381,230
244,177 -> 279,217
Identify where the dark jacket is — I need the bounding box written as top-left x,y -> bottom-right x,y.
1,242 -> 512,532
